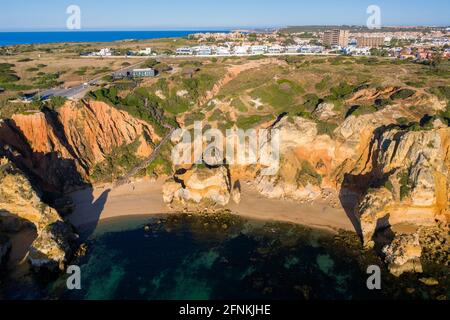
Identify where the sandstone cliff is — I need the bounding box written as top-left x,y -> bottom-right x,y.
0,158 -> 77,272
0,100 -> 160,193
163,165 -> 240,211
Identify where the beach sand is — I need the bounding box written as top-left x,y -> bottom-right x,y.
68,179 -> 355,233
69,179 -> 354,231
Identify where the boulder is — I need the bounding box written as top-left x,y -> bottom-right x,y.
163,165 -> 236,210
312,102 -> 337,121
382,233 -> 423,277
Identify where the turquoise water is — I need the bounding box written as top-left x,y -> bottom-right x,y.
2,214 -> 449,300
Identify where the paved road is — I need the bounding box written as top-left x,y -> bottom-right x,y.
40,60 -> 146,100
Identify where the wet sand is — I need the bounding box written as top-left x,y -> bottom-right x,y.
68,179 -> 354,233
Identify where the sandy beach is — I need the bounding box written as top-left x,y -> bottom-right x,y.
68,179 -> 354,233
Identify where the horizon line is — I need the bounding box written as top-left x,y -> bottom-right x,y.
0,24 -> 449,33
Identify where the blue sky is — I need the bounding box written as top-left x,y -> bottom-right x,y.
1,0 -> 449,31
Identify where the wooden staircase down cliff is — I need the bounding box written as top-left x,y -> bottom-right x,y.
113,125 -> 175,188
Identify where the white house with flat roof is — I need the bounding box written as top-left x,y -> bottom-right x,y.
138,48 -> 152,55
95,48 -> 112,56
194,46 -> 213,56
250,45 -> 268,55
234,45 -> 250,55
216,46 -> 231,55
176,47 -> 193,55
268,45 -> 284,54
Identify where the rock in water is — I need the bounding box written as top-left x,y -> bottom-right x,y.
382,233 -> 423,277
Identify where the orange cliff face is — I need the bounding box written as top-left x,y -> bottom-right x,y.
0,101 -> 161,193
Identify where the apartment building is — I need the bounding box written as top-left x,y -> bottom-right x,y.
322,29 -> 349,47
356,36 -> 385,48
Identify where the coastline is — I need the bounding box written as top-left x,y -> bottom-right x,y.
68,178 -> 355,234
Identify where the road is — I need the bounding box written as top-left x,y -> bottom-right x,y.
40,59 -> 146,100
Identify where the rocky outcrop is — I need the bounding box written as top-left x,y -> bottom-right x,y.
382,233 -> 423,277
312,102 -> 337,121
254,116 -> 335,202
356,126 -> 449,247
163,165 -> 239,210
0,158 -> 77,272
0,100 -> 160,192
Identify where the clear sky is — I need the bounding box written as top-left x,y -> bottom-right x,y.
1,0 -> 449,31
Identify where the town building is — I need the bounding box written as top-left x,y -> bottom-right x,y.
137,48 -> 152,55
268,45 -> 284,54
131,68 -> 156,78
194,46 -> 213,56
285,46 -> 300,53
216,46 -> 231,55
250,45 -> 268,55
176,47 -> 193,55
356,36 -> 385,48
234,46 -> 250,55
322,29 -> 350,47
344,46 -> 371,56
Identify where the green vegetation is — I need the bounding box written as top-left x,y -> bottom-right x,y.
295,161 -> 322,187
346,104 -> 378,118
145,143 -> 173,177
0,63 -> 20,83
316,120 -> 338,137
250,79 -> 304,111
33,72 -> 62,89
399,171 -> 411,201
236,114 -> 272,130
390,89 -> 416,100
91,139 -> 142,182
184,111 -> 205,126
231,97 -> 248,112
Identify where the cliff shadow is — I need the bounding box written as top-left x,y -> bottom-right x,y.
70,188 -> 110,242
0,118 -> 88,196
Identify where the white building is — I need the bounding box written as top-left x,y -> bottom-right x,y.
250,45 -> 268,55
138,48 -> 152,55
344,46 -> 371,56
285,46 -> 300,53
299,45 -> 323,54
96,48 -> 112,57
216,46 -> 231,56
268,45 -> 284,54
194,46 -> 213,56
234,45 -> 250,55
176,47 -> 193,55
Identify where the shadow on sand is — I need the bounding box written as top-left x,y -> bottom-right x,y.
74,188 -> 111,242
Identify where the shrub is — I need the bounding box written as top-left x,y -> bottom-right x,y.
295,161 -> 322,187
390,89 -> 415,100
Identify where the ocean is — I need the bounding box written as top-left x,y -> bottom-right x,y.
0,30 -> 228,46
2,213 -> 448,300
